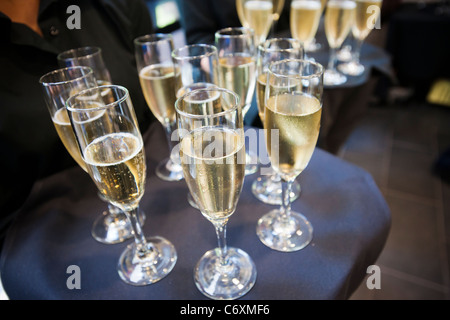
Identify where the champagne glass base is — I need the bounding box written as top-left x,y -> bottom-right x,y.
91,208 -> 146,244
338,61 -> 365,76
256,209 -> 313,252
324,69 -> 347,86
251,174 -> 301,205
118,236 -> 177,286
156,158 -> 184,182
305,39 -> 321,52
336,45 -> 353,62
245,151 -> 259,176
194,247 -> 257,300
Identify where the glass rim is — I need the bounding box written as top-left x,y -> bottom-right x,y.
134,33 -> 173,45
66,84 -> 129,113
57,46 -> 102,61
215,26 -> 255,38
39,66 -> 94,86
268,58 -> 324,80
258,37 -> 303,53
171,44 -> 218,61
175,87 -> 240,120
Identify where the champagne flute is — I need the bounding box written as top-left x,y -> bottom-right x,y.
257,58 -> 323,252
172,44 -> 220,208
134,33 -> 184,182
252,38 -> 303,205
39,66 -> 137,244
215,27 -> 259,175
57,46 -> 141,243
176,87 -> 257,300
236,0 -> 274,44
66,85 -> 177,285
304,0 -> 329,52
338,0 -> 383,76
290,0 -> 323,59
57,46 -> 112,86
323,0 -> 356,86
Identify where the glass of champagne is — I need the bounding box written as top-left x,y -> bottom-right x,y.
134,33 -> 184,182
338,0 -> 383,76
39,66 -> 138,244
57,46 -> 112,86
252,38 -> 303,205
290,0 -> 322,59
176,87 -> 257,300
257,58 -> 323,252
66,85 -> 177,285
57,47 -> 139,244
172,44 -> 221,208
236,0 -> 274,44
215,27 -> 259,175
323,0 -> 356,86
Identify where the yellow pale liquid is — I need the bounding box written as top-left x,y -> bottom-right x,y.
256,73 -> 267,122
53,108 -> 87,171
290,0 -> 322,46
84,132 -> 146,211
352,0 -> 382,40
218,55 -> 256,116
139,64 -> 180,126
325,0 -> 356,48
265,93 -> 321,180
180,127 -> 245,221
241,0 -> 274,44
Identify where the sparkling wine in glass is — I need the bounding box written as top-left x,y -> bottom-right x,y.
257,58 -> 323,252
236,0 -> 274,44
215,27 -> 259,175
323,0 -> 356,86
338,0 -> 383,76
176,87 -> 257,300
171,43 -> 221,209
39,66 -> 138,244
290,0 -> 322,58
66,85 -> 177,285
134,33 -> 184,182
252,38 -> 303,205
56,47 -> 141,244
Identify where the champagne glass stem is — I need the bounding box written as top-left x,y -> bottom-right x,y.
163,122 -> 178,163
327,47 -> 338,71
213,220 -> 229,267
280,179 -> 294,222
127,206 -> 150,257
107,203 -> 122,220
353,38 -> 363,65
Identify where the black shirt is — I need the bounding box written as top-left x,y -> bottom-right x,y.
0,0 -> 155,246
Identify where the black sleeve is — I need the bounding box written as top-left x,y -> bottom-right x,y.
179,0 -> 241,45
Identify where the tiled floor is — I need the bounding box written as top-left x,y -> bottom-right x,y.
340,95 -> 450,300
